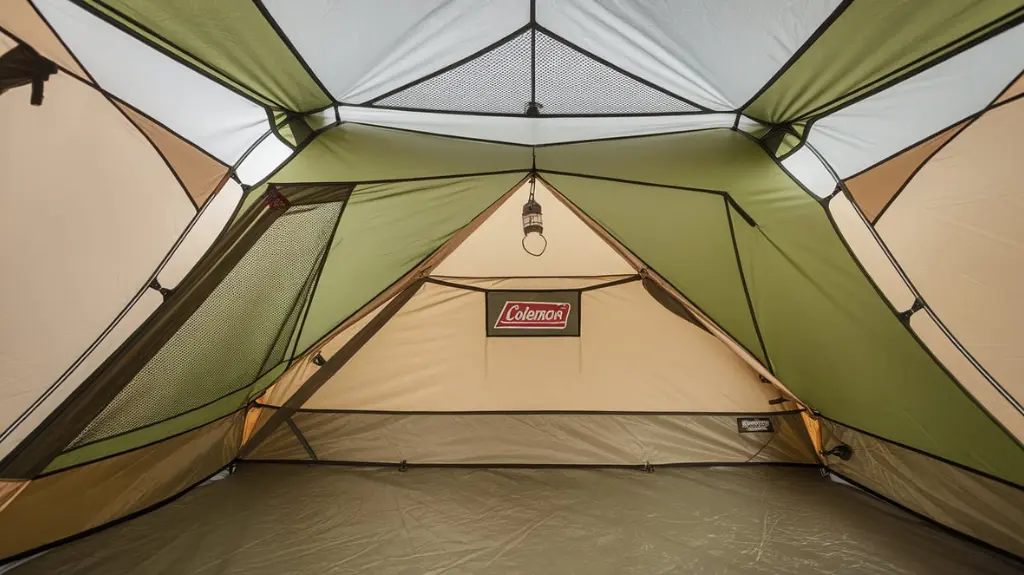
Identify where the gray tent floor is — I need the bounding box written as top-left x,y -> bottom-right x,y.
10,464 -> 1022,574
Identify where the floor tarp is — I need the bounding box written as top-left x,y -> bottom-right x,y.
8,464 -> 1022,574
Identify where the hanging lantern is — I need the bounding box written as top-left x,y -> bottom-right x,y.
521,174 -> 547,256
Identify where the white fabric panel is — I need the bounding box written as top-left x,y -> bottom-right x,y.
159,180 -> 244,289
235,132 -> 293,185
262,0 -> 529,103
34,0 -> 268,164
338,106 -> 737,145
736,115 -> 767,135
808,24 -> 1024,178
536,0 -> 841,110
781,146 -> 837,198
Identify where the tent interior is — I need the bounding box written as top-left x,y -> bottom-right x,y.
2,1 -> 1024,573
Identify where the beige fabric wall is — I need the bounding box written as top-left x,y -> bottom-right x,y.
432,180 -> 633,278
828,194 -> 914,311
846,122 -> 966,222
298,281 -> 784,412
877,99 -> 1024,417
822,419 -> 1024,558
0,72 -> 195,460
246,409 -> 817,466
0,413 -> 243,560
115,103 -> 229,207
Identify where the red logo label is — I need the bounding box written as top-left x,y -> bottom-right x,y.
494,301 -> 571,329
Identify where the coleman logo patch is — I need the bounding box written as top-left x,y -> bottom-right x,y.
737,417 -> 774,433
494,301 -> 572,329
485,291 -> 580,337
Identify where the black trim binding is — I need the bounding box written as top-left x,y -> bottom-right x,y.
828,470 -> 1024,565
71,0 -> 284,110
724,198 -> 773,373
820,416 -> 1023,492
250,0 -> 335,108
738,0 -> 853,118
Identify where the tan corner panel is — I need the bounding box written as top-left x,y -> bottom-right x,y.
0,413 -> 243,560
304,281 -> 784,413
432,179 -> 634,278
246,410 -> 816,466
828,194 -> 914,311
0,0 -> 88,79
821,419 -> 1024,558
995,73 -> 1024,105
845,121 -> 967,221
116,102 -> 230,207
877,100 -> 1024,413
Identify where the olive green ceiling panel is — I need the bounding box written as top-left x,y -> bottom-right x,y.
83,0 -> 332,111
269,124 -> 532,184
746,0 -> 1024,123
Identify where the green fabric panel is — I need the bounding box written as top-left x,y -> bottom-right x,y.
269,124 -> 532,184
84,0 -> 331,110
294,172 -> 527,353
539,129 -> 1024,484
542,173 -> 764,365
746,1 -> 1024,123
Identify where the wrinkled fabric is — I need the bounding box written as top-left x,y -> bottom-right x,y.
9,464 -> 1021,574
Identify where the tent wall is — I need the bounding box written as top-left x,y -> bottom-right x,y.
821,419 -> 1024,558
534,132 -> 1024,487
0,412 -> 243,561
245,408 -> 816,466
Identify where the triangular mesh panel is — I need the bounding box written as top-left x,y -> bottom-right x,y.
66,201 -> 343,448
534,32 -> 697,115
375,31 -> 532,115
373,29 -> 697,116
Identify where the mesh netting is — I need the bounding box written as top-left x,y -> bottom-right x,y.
373,29 -> 696,116
375,31 -> 531,114
534,32 -> 697,115
68,202 -> 341,448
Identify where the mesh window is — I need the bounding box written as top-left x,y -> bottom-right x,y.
373,29 -> 697,116
375,31 -> 531,114
534,32 -> 697,115
67,202 -> 342,448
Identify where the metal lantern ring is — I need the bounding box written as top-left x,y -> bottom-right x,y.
521,175 -> 546,257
